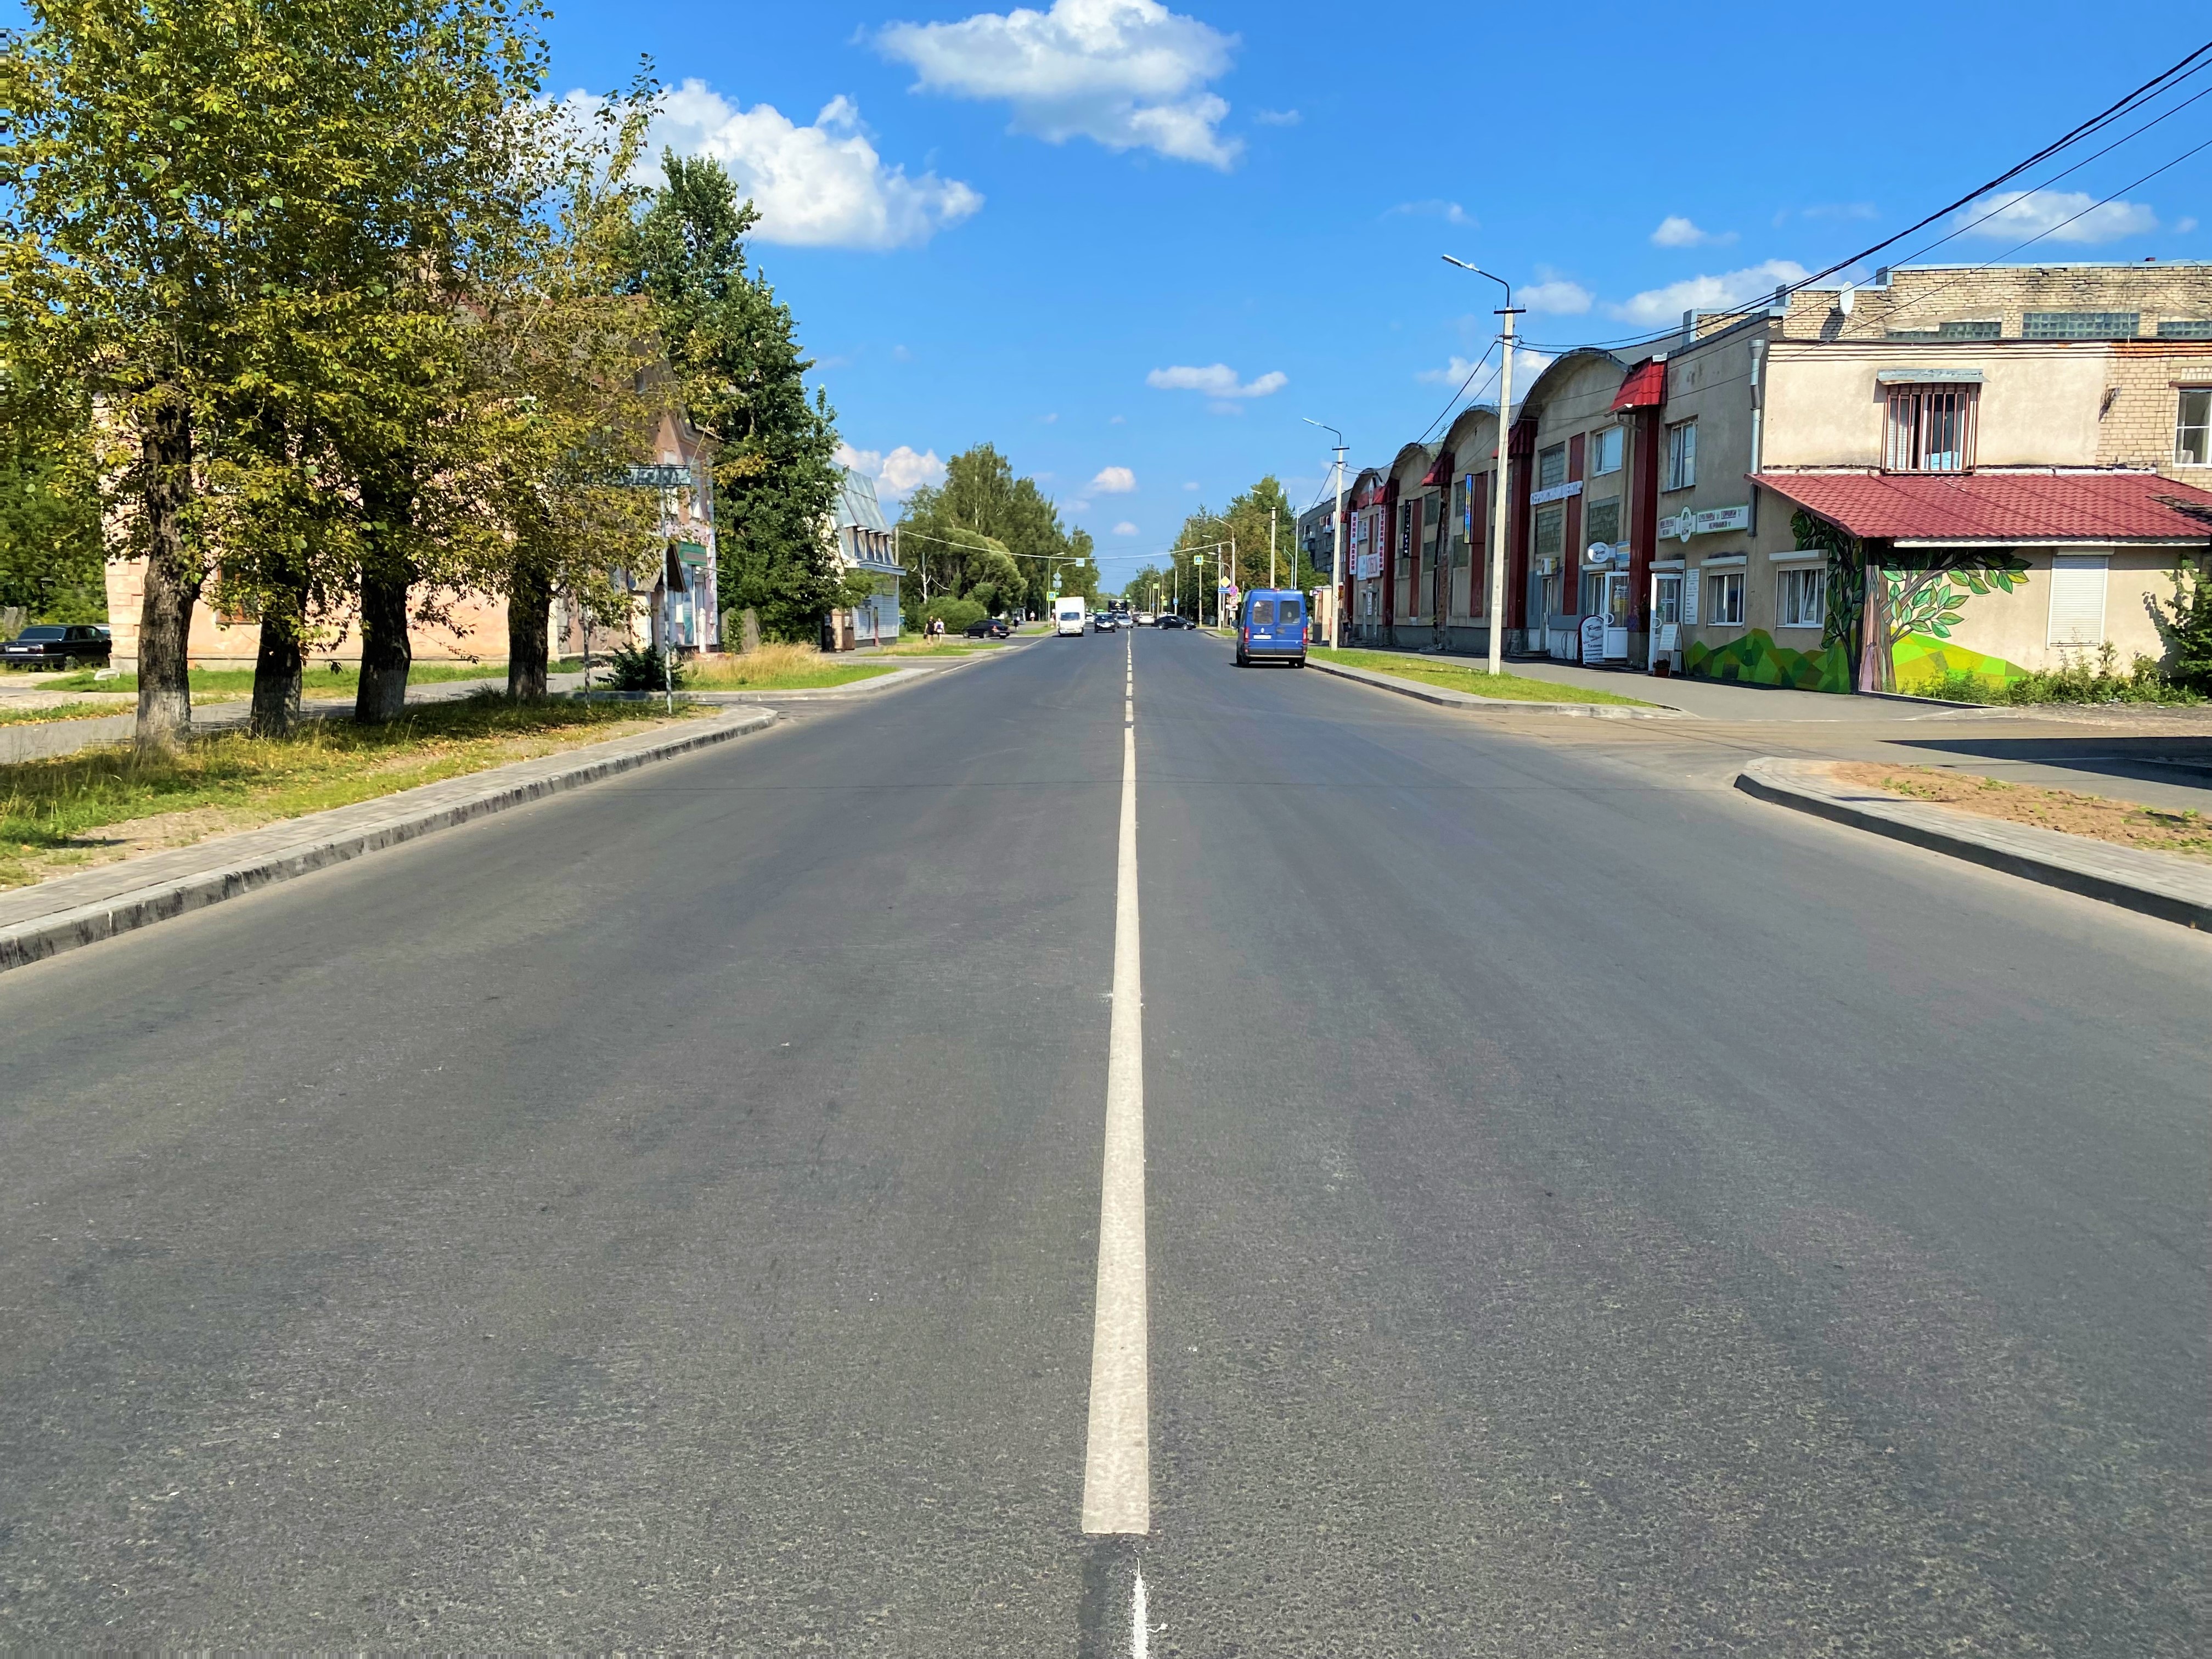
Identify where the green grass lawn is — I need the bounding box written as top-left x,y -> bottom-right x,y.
0,692 -> 702,890
1309,648 -> 1655,707
683,656 -> 896,691
0,700 -> 131,726
37,661 -> 508,697
881,638 -> 1003,657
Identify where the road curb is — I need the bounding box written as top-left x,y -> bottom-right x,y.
0,706 -> 780,974
1735,757 -> 2212,931
1305,655 -> 1687,720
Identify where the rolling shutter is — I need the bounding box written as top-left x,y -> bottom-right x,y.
2045,554 -> 2108,648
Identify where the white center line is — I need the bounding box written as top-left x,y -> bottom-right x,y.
1082,640 -> 1149,1537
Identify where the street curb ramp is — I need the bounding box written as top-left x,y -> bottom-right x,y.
0,706 -> 779,974
1735,757 -> 2212,931
1304,654 -> 1687,720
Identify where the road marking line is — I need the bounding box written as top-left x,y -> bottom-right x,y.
1132,1570 -> 1150,1657
1081,657 -> 1149,1537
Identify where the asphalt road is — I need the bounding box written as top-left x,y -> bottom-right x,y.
1,629 -> 2204,1652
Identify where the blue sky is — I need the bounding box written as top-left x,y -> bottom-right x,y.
365,4 -> 2212,570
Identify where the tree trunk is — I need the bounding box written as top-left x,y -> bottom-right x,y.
507,562 -> 550,699
249,565 -> 311,738
134,391 -> 201,755
1859,560 -> 1895,693
354,567 -> 412,722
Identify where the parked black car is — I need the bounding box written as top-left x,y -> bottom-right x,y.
1156,614 -> 1191,629
963,616 -> 1012,639
1,623 -> 111,670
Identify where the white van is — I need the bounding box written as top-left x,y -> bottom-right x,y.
1054,595 -> 1088,636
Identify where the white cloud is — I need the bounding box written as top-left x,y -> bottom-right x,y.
1954,189 -> 2158,245
1252,107 -> 1300,126
877,0 -> 1241,168
836,441 -> 947,500
1651,215 -> 1736,249
2179,216 -> 2200,234
646,83 -> 981,249
1112,521 -> 1140,536
1607,258 -> 1810,325
1039,412 -> 1059,424
1090,465 -> 1137,493
1417,348 -> 1553,387
1522,278 -> 1592,315
1109,414 -> 1127,424
1386,199 -> 1473,227
1146,362 -> 1287,400
1182,481 -> 1199,490
1801,201 -> 1879,222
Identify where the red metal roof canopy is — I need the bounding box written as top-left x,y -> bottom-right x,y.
1610,361 -> 1665,411
1749,470 -> 2212,542
1420,449 -> 1455,487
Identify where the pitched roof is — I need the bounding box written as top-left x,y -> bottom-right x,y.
1749,470 -> 2212,543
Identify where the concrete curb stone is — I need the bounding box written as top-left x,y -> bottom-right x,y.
0,705 -> 778,974
1305,655 -> 1688,721
1735,757 -> 2212,931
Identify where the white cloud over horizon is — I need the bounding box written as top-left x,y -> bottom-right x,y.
837,442 -> 948,500
643,83 -> 981,249
1954,188 -> 2158,245
1651,215 -> 1736,249
1387,199 -> 1473,227
1522,278 -> 1593,314
1608,259 -> 1811,325
1146,362 -> 1287,400
877,0 -> 1242,169
1112,521 -> 1140,536
1090,465 -> 1137,493
1417,347 -> 1554,389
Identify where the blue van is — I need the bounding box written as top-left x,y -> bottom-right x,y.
1235,588 -> 1308,667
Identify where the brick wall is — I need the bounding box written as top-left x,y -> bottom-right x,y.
2098,342 -> 2212,476
1779,262 -> 2212,342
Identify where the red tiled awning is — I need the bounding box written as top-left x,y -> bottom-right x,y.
1748,470 -> 2212,543
1610,360 -> 1665,411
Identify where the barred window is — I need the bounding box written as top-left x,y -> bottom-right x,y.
1887,319 -> 2001,341
1534,504 -> 1564,560
2158,319 -> 2212,340
1538,443 -> 1567,490
1777,566 -> 1827,629
1584,497 -> 1621,548
1885,383 -> 1978,472
2023,311 -> 2140,340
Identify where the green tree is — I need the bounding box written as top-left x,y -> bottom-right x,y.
1166,475 -> 1308,622
0,356 -> 103,622
624,154 -> 843,643
899,443 -> 1090,615
2153,554 -> 2212,692
1,0 -> 553,747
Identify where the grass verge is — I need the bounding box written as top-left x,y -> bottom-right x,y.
881,639 -> 1003,657
684,642 -> 896,690
0,700 -> 129,726
1831,762 -> 2212,861
1310,648 -> 1656,707
36,661 -> 509,697
0,691 -> 703,891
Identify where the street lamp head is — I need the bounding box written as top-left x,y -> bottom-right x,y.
1441,255 -> 1480,273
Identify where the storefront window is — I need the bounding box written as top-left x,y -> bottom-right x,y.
1708,570 -> 1744,626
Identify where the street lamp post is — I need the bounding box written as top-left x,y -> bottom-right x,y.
1303,418 -> 1348,648
1443,257 -> 1523,677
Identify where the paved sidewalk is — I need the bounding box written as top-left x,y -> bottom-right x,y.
1737,757 -> 2212,930
0,704 -> 778,972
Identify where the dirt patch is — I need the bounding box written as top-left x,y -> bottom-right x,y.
1830,762 -> 2212,862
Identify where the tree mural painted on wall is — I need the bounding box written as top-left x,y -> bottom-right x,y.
1789,511 -> 2027,692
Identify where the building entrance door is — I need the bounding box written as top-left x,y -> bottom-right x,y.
1602,570 -> 1632,661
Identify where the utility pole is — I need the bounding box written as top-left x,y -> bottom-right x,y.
1304,418 -> 1348,649
1444,257 -> 1521,676
1269,507 -> 1277,591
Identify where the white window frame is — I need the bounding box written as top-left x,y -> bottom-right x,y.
1587,425 -> 1624,477
1707,569 -> 1744,627
1664,420 -> 1697,492
2178,386 -> 2211,467
1776,565 -> 1826,629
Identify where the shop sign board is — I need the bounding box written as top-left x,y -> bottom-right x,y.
1529,479 -> 1584,506
1579,614 -> 1606,663
1660,504 -> 1751,543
